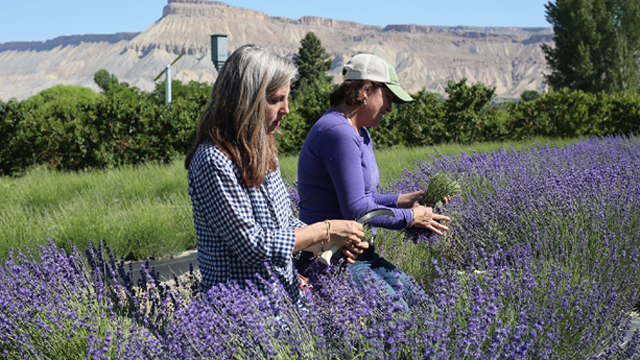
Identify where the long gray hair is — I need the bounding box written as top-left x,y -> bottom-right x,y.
185,45 -> 298,187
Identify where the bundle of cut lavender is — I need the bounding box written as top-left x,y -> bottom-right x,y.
421,172 -> 461,207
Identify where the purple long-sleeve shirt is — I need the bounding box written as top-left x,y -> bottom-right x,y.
298,109 -> 412,228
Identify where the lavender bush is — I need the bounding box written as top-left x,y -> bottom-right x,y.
1,135 -> 639,358
0,240 -> 163,359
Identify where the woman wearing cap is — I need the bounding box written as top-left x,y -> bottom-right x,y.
185,45 -> 367,306
295,53 -> 450,306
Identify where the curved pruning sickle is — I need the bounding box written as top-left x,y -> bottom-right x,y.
317,208 -> 395,266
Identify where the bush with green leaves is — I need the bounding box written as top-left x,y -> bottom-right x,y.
605,90 -> 640,136
520,90 -> 541,102
147,80 -> 211,107
505,88 -> 621,140
371,80 -> 507,148
22,84 -> 102,110
5,76 -> 640,175
441,78 -> 503,144
1,91 -> 205,175
370,89 -> 444,148
0,99 -> 35,176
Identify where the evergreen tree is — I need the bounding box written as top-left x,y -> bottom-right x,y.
293,32 -> 333,91
542,0 -> 640,93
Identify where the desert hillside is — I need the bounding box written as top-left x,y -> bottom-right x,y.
0,0 -> 554,101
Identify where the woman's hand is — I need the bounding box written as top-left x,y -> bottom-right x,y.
327,220 -> 368,264
400,185 -> 459,208
397,189 -> 426,208
441,185 -> 460,205
411,204 -> 450,235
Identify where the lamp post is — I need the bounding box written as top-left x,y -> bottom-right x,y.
210,34 -> 228,72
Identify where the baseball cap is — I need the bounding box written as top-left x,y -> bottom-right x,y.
342,54 -> 413,104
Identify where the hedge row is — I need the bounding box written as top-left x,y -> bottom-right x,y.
370,82 -> 640,148
0,93 -> 208,175
2,79 -> 640,175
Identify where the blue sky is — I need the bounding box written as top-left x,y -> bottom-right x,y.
0,0 -> 552,44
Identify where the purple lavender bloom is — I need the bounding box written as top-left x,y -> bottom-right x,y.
0,240 -> 162,359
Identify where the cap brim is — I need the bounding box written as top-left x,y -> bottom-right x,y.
386,83 -> 413,104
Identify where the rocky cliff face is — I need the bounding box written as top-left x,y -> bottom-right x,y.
0,0 -> 553,101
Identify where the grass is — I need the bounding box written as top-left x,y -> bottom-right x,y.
0,162 -> 194,262
0,136 -> 582,264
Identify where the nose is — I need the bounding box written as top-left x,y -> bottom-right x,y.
282,99 -> 290,115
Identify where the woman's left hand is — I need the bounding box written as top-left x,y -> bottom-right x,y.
411,204 -> 450,235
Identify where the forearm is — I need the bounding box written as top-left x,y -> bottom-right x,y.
294,221 -> 329,253
397,190 -> 424,208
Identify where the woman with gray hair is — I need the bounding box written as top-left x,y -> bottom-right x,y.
185,45 -> 367,305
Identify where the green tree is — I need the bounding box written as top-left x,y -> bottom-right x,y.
292,32 -> 333,92
520,90 -> 541,102
443,78 -> 499,143
542,0 -> 640,93
22,84 -> 102,109
93,69 -> 120,93
93,70 -> 144,101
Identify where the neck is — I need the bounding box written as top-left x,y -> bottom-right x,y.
334,104 -> 360,131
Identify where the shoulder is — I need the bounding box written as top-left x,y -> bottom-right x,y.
191,142 -> 233,169
189,142 -> 239,182
312,110 -> 359,143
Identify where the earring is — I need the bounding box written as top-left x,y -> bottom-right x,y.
363,97 -> 367,105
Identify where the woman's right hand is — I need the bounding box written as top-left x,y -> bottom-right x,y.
326,220 -> 368,263
411,204 -> 450,235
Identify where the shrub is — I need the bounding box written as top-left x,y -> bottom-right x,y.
1,92 -> 204,175
442,78 -> 500,144
371,89 -> 444,148
0,99 -> 36,176
520,90 -> 541,102
22,84 -> 102,110
505,88 -> 608,140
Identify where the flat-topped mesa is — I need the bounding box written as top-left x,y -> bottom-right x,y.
163,0 -> 269,20
162,0 -> 376,31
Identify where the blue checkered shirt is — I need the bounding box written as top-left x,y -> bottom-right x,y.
188,142 -> 306,304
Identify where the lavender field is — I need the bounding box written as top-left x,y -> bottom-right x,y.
1,135 -> 639,359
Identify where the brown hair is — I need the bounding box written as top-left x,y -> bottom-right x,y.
329,80 -> 384,107
184,45 -> 298,187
